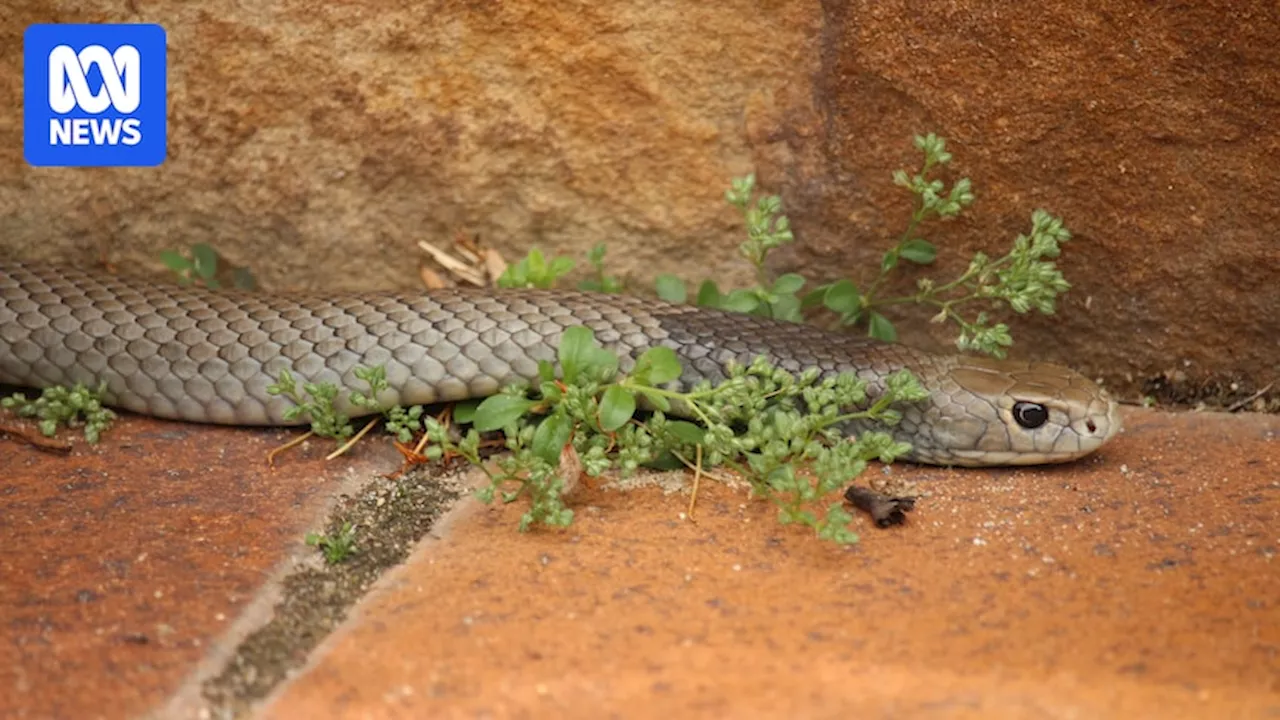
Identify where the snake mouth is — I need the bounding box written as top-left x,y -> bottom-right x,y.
942,449 -> 1105,467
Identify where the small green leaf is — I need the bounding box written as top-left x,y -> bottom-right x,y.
880,250 -> 899,273
816,505 -> 859,545
159,250 -> 191,272
772,273 -> 805,295
532,412 -> 572,464
633,346 -> 682,386
640,451 -> 685,470
192,243 -> 219,280
721,289 -> 759,314
549,256 -> 576,279
696,280 -> 721,307
822,279 -> 861,315
473,394 -> 538,431
599,386 -> 637,431
537,359 -> 556,383
868,312 -> 897,342
557,326 -> 596,384
769,294 -> 801,322
527,248 -> 547,277
900,239 -> 937,264
665,421 -> 705,444
585,344 -> 620,382
497,260 -> 528,288
800,286 -> 829,309
453,399 -> 481,424
587,243 -> 606,266
655,274 -> 687,304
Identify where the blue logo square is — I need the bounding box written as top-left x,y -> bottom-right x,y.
24,24 -> 167,167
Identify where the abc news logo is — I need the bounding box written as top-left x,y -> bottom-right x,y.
24,24 -> 166,167
47,44 -> 144,146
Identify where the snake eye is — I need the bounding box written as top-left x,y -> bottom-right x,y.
1013,402 -> 1049,429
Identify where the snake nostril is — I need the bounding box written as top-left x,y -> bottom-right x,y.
1086,420 -> 1097,433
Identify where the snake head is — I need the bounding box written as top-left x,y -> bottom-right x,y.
901,355 -> 1122,467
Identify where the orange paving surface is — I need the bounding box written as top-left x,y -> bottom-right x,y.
260,407 -> 1279,719
0,417 -> 399,720
1,407 -> 1277,719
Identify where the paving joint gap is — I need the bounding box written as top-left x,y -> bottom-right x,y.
169,459 -> 467,719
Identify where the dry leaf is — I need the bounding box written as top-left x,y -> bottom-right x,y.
419,266 -> 447,289
484,248 -> 508,286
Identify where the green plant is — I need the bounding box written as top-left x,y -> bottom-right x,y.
262,364 -> 446,451
427,326 -> 926,542
649,134 -> 1073,358
267,316 -> 925,545
1,383 -> 116,443
577,243 -> 626,294
807,134 -> 1070,356
496,247 -> 576,289
347,364 -> 431,443
159,243 -> 256,290
266,369 -> 355,442
655,175 -> 804,321
306,521 -> 358,564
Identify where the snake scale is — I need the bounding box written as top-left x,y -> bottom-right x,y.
0,261 -> 1120,466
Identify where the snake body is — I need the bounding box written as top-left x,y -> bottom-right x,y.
0,261 -> 1119,466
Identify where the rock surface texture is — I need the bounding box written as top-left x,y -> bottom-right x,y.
2,1 -> 1276,396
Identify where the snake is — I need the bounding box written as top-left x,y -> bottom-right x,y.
0,260 -> 1120,466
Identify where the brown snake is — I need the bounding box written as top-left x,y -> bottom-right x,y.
0,261 -> 1120,466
